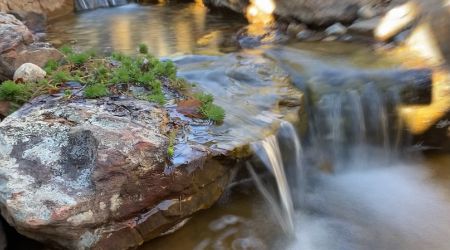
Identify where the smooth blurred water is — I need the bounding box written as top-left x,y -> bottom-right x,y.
47,2 -> 246,56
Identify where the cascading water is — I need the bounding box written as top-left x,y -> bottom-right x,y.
249,68 -> 450,250
74,0 -> 129,11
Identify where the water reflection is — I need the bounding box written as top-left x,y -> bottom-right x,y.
47,2 -> 247,56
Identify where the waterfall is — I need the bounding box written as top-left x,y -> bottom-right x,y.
74,0 -> 129,11
248,68 -> 421,236
249,121 -> 305,235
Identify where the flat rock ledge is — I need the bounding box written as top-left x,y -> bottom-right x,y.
0,95 -> 232,249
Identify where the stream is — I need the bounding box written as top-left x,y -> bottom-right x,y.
41,2 -> 450,250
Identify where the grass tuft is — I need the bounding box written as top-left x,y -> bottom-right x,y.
84,84 -> 109,99
138,43 -> 149,54
0,81 -> 30,103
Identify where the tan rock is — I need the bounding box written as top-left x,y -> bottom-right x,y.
13,63 -> 46,82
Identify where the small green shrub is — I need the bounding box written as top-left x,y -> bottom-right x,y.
193,92 -> 225,123
52,71 -> 70,83
138,43 -> 149,54
167,130 -> 177,158
111,52 -> 127,62
59,45 -> 73,55
111,67 -> 131,83
137,72 -> 156,85
44,59 -> 59,73
194,92 -> 214,104
84,84 -> 109,99
67,52 -> 90,65
200,103 -> 225,123
152,60 -> 177,79
170,78 -> 189,91
0,81 -> 30,103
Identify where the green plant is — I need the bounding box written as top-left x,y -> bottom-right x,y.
67,52 -> 90,65
193,92 -> 225,123
152,60 -> 177,79
59,45 -> 73,55
194,92 -> 214,104
44,59 -> 59,73
64,89 -> 72,98
0,81 -> 30,104
111,67 -> 131,83
170,78 -> 189,91
52,71 -> 70,83
138,43 -> 149,54
84,84 -> 109,99
167,130 -> 177,158
200,103 -> 225,123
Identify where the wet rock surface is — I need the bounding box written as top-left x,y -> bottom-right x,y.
0,95 -> 231,249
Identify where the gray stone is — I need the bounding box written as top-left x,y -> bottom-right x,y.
348,17 -> 381,36
286,23 -> 307,37
325,23 -> 347,36
13,63 -> 46,82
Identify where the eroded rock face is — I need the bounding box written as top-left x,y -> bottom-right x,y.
0,13 -> 62,81
0,96 -> 231,249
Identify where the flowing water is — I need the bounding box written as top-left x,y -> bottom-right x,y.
41,2 -> 450,250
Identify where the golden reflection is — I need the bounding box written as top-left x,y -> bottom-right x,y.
246,0 -> 275,24
110,18 -> 131,51
399,69 -> 450,134
385,9 -> 450,135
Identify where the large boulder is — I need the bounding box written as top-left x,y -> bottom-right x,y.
0,13 -> 62,81
0,52 -> 304,249
0,96 -> 231,249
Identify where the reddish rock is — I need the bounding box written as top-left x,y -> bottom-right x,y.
0,96 -> 232,249
176,99 -> 203,118
0,13 -> 62,81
